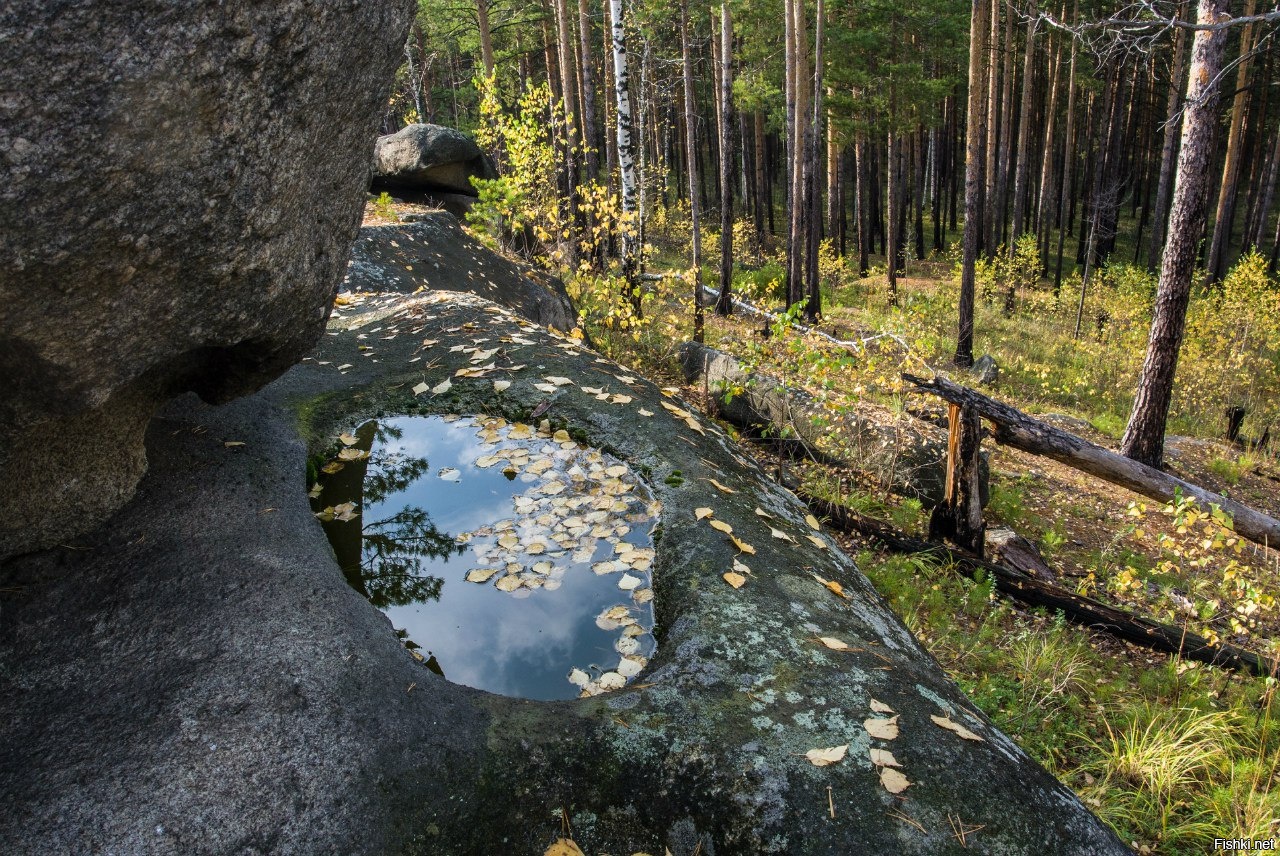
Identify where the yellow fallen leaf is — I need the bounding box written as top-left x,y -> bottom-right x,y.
431,378 -> 452,394
870,699 -> 895,715
805,534 -> 828,550
495,575 -> 522,592
930,714 -> 985,742
339,432 -> 359,446
412,381 -> 429,395
684,416 -> 705,434
544,839 -> 585,856
611,394 -> 633,405
754,507 -> 774,519
770,527 -> 796,543
637,408 -> 653,417
694,507 -> 715,521
864,716 -> 900,740
707,478 -> 737,494
534,382 -> 558,393
553,429 -> 571,442
818,636 -> 851,652
879,767 -> 912,794
811,573 -> 850,600
729,535 -> 756,555
223,441 -> 245,448
805,514 -> 821,531
869,748 -> 901,768
544,376 -> 574,386
605,465 -> 627,477
465,568 -> 501,583
723,571 -> 746,589
804,744 -> 848,767
709,519 -> 733,534
493,380 -> 511,392
337,447 -> 369,461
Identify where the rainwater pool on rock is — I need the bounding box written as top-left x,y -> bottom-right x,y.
310,415 -> 660,700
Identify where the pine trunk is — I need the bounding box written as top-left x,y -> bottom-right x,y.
1120,0 -> 1231,468
957,0 -> 990,366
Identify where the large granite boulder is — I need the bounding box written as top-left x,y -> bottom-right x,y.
0,283 -> 1127,853
0,0 -> 415,559
372,124 -> 498,196
343,214 -> 578,332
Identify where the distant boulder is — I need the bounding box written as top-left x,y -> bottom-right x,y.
371,124 -> 498,197
973,354 -> 999,385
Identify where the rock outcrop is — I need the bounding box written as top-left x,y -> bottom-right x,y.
1,279 -> 1127,853
371,124 -> 498,204
0,0 -> 416,559
343,214 -> 577,332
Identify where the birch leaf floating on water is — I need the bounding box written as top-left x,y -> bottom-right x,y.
567,668 -> 590,688
339,432 -> 359,446
723,571 -> 746,589
870,699 -> 896,715
437,467 -> 461,481
879,768 -> 913,794
465,568 -> 501,583
618,573 -> 642,591
709,519 -> 733,534
338,447 -> 369,461
930,715 -> 985,742
869,748 -> 901,768
495,575 -> 522,592
694,507 -> 715,521
804,744 -> 848,767
864,716 -> 900,740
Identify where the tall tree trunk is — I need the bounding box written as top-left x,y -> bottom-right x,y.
717,2 -> 734,316
1205,0 -> 1258,283
1052,2 -> 1078,294
1036,31 -> 1062,270
855,132 -> 870,274
957,0 -> 990,367
610,0 -> 640,307
1248,129 -> 1280,253
1009,9 -> 1038,244
914,125 -> 927,262
994,2 -> 1017,247
753,112 -> 767,258
476,0 -> 497,78
886,127 -> 901,305
1120,0 -> 1231,468
803,0 -> 825,322
554,0 -> 580,265
1148,7 -> 1189,273
577,0 -> 600,181
787,0 -> 810,307
827,105 -> 841,252
680,0 -> 704,342
982,0 -> 1001,255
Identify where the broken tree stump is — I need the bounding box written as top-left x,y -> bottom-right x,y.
928,402 -> 986,555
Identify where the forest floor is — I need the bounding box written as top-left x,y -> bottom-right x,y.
366,197 -> 1280,854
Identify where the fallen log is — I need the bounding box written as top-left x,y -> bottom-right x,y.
904,373 -> 1280,551
681,341 -> 987,507
801,492 -> 1275,677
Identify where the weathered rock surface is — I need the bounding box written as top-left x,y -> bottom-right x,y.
680,341 -> 988,508
342,214 -> 577,332
372,124 -> 498,195
0,0 -> 415,559
2,284 -> 1126,854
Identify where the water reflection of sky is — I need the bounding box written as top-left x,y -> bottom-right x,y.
364,416 -> 657,701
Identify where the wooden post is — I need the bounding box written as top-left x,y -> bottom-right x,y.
930,402 -> 985,555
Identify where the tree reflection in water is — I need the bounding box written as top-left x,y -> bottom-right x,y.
313,420 -> 462,610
